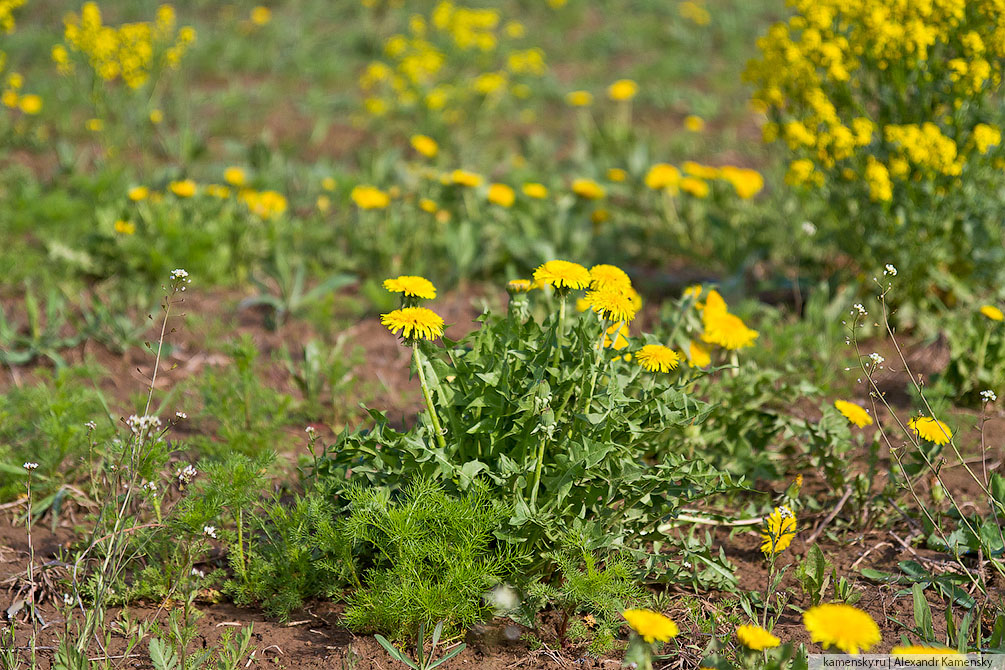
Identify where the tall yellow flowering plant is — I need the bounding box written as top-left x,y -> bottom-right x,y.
746,0 -> 1005,312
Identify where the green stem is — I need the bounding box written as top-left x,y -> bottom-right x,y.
530,435 -> 549,510
729,349 -> 739,378
414,344 -> 447,450
582,319 -> 609,414
762,551 -> 776,629
551,294 -> 567,369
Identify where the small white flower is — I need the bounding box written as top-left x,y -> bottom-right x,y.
175,411 -> 188,420
170,268 -> 189,280
305,426 -> 316,435
127,414 -> 162,435
62,593 -> 76,606
869,352 -> 885,365
85,421 -> 97,430
143,481 -> 157,492
191,568 -> 205,578
884,264 -> 898,276
852,303 -> 867,316
23,462 -> 38,471
177,464 -> 198,484
203,526 -> 217,539
801,221 -> 817,235
981,389 -> 997,402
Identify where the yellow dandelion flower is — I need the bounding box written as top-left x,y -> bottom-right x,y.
702,310 -> 758,350
487,183 -> 515,207
419,198 -> 438,213
585,287 -> 638,323
589,264 -> 631,291
114,220 -> 136,235
205,184 -> 231,199
250,6 -> 271,26
566,90 -> 593,107
908,417 -> 952,445
224,167 -> 246,186
645,163 -> 681,191
506,279 -> 533,294
128,186 -> 150,202
149,109 -> 163,124
688,340 -> 711,367
803,604 -> 881,655
450,169 -> 483,187
604,321 -> 630,350
680,176 -> 710,198
980,304 -> 1004,321
720,166 -> 764,199
636,345 -> 680,372
684,115 -> 705,132
86,118 -> 103,132
351,185 -> 390,209
18,94 -> 41,115
607,168 -> 628,182
533,260 -> 591,291
169,180 -> 197,198
892,646 -> 960,656
736,624 -> 780,650
622,609 -> 678,644
410,134 -> 439,158
607,79 -> 638,101
522,182 -> 549,199
322,176 -> 337,191
760,505 -> 797,555
571,178 -> 605,200
383,275 -> 437,300
834,400 -> 873,427
316,195 -> 331,212
380,307 -> 444,341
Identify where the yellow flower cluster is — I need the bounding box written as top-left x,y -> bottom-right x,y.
126,175 -> 288,220
645,162 -> 764,199
747,0 -> 1005,199
358,1 -> 547,124
0,0 -> 24,34
60,3 -> 195,89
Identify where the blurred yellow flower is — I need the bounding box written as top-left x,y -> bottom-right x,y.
204,184 -> 231,199
736,625 -> 780,650
351,185 -> 390,209
169,179 -> 197,197
588,264 -> 631,291
224,167 -> 247,186
410,134 -> 439,158
18,94 -> 41,115
804,604 -> 880,655
322,176 -> 337,191
607,79 -> 638,101
645,163 -> 681,191
522,182 -> 548,199
86,118 -> 103,132
622,609 -> 679,643
566,90 -> 593,107
980,304 -> 1004,321
687,340 -> 711,367
114,220 -> 136,235
316,195 -> 331,213
720,166 -> 764,199
571,178 -> 605,200
148,108 -> 163,124
128,186 -> 150,201
606,168 -> 627,182
834,400 -> 872,427
250,6 -> 271,26
450,169 -> 483,187
684,114 -> 705,132
679,176 -> 710,198
487,183 -> 515,207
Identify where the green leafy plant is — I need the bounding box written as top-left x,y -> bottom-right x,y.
375,621 -> 466,670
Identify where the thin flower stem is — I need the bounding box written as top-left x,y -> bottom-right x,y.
413,344 -> 447,450
529,436 -> 549,510
552,294 -> 567,368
